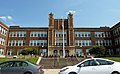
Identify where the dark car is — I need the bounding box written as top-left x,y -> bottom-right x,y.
0,60 -> 44,74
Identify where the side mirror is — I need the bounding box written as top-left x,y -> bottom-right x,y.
81,64 -> 84,67
77,64 -> 84,67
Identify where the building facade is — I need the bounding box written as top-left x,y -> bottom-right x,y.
0,22 -> 9,55
0,13 -> 120,56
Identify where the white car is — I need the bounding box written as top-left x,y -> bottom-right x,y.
59,58 -> 120,74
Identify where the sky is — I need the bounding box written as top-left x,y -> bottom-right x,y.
0,0 -> 120,28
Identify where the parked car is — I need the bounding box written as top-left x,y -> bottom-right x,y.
0,60 -> 44,74
59,58 -> 120,74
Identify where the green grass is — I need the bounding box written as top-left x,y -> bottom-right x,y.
0,57 -> 38,63
104,57 -> 120,62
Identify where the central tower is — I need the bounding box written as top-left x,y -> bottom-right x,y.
48,12 -> 75,57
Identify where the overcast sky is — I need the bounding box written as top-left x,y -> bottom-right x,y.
0,0 -> 120,28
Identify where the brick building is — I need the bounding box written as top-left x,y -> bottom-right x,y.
0,13 -> 120,56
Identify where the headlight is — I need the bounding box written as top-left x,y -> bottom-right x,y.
60,68 -> 69,72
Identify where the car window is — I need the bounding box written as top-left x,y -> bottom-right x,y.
96,59 -> 114,65
14,61 -> 28,67
0,61 -> 14,67
106,61 -> 114,65
81,59 -> 97,67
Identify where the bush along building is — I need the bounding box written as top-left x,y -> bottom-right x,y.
0,13 -> 120,57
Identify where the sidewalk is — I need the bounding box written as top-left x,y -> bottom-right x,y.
43,69 -> 60,74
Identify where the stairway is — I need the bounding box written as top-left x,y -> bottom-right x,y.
39,57 -> 84,69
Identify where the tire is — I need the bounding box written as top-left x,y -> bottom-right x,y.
69,72 -> 77,74
24,72 -> 32,74
112,71 -> 120,74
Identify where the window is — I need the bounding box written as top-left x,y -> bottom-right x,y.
7,49 -> 14,55
80,60 -> 97,67
75,32 -> 90,37
96,59 -> 114,65
95,32 -> 111,38
96,40 -> 112,46
56,39 -> 67,46
75,40 -> 92,46
29,40 -> 47,46
30,31 -> 47,37
0,62 -> 14,67
9,31 -> 26,37
0,49 -> 4,55
0,26 -> 7,36
86,49 -> 89,55
56,31 -> 67,37
14,61 -> 28,67
76,49 -> 82,56
8,40 -> 26,46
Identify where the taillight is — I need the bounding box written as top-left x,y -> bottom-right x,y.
38,66 -> 42,71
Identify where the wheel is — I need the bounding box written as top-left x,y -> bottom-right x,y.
68,72 -> 77,74
112,71 -> 120,74
24,72 -> 32,74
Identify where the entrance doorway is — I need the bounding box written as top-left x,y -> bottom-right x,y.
54,50 -> 58,56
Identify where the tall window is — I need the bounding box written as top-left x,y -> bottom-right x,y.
75,40 -> 92,46
8,40 -> 26,46
30,32 -> 47,37
96,40 -> 112,46
95,32 -> 111,38
0,49 -> 4,55
0,38 -> 5,45
0,26 -> 7,36
7,49 -> 14,55
56,31 -> 67,37
113,27 -> 120,36
76,49 -> 83,56
86,49 -> 89,55
29,40 -> 47,46
56,39 -> 67,46
9,31 -> 26,37
115,37 -> 120,45
75,32 -> 90,37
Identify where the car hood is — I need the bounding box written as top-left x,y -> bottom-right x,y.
60,66 -> 72,70
62,66 -> 73,69
61,65 -> 77,71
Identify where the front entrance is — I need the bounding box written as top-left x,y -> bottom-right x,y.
54,50 -> 58,56
53,50 -> 69,57
59,50 -> 63,56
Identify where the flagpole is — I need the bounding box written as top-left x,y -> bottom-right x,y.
62,19 -> 65,58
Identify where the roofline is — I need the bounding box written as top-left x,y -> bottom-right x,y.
0,21 -> 9,29
110,22 -> 120,30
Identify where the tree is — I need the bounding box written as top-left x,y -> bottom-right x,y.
21,48 -> 38,55
20,49 -> 28,55
29,48 -> 38,55
89,46 -> 106,57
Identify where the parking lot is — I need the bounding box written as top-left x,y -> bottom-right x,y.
43,69 -> 60,74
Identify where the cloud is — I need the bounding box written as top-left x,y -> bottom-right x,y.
6,23 -> 16,27
66,10 -> 76,14
0,16 -> 13,21
8,16 -> 12,20
0,16 -> 7,21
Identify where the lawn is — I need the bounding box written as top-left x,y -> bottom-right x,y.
0,57 -> 38,63
104,57 -> 120,62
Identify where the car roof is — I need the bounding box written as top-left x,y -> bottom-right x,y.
84,58 -> 115,62
1,60 -> 29,63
